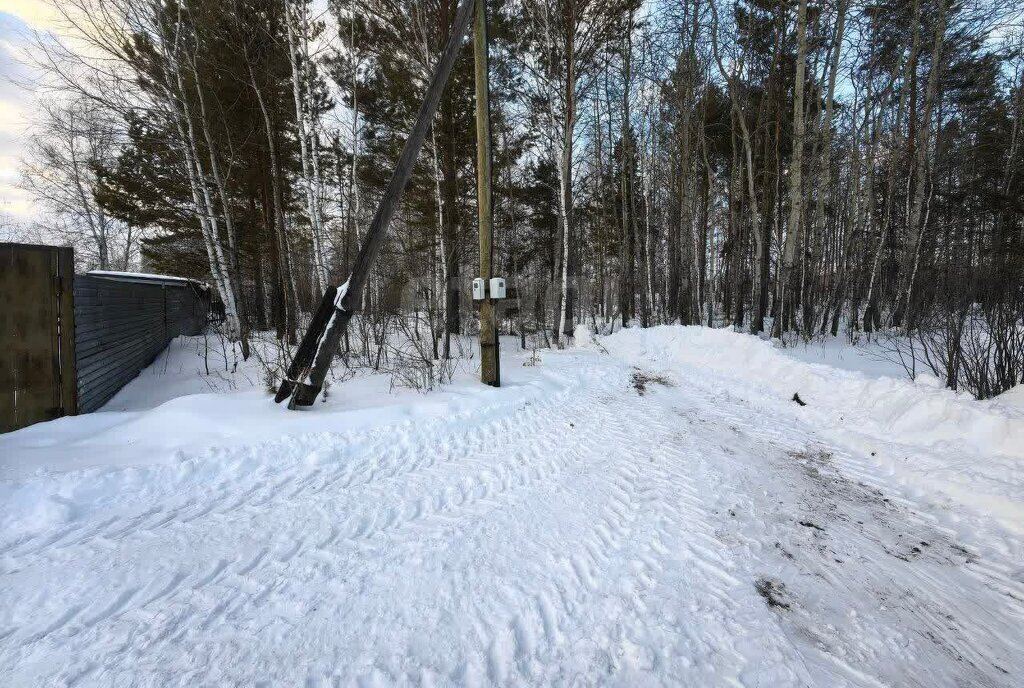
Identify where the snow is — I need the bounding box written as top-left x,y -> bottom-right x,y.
1,326 -> 1022,686
598,326 -> 1024,537
304,279 -> 351,383
996,384 -> 1024,411
86,270 -> 209,287
774,334 -> 911,379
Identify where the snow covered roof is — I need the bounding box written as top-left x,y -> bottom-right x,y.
85,270 -> 210,289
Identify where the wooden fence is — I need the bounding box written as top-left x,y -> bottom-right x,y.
1,243 -> 210,432
0,244 -> 77,433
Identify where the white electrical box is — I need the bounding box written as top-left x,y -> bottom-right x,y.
489,277 -> 506,299
472,277 -> 486,301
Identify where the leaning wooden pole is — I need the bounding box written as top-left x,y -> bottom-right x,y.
276,0 -> 477,408
475,0 -> 499,387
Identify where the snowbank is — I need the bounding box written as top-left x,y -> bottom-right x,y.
772,334 -> 911,379
601,326 -> 1024,458
3,326 -> 1020,541
996,384 -> 1024,411
5,327 -> 1021,686
0,335 -> 579,539
599,326 -> 1024,533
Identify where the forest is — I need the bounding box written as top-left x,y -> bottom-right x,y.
16,0 -> 1024,399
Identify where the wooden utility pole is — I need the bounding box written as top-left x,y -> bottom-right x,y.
475,0 -> 499,386
276,0 -> 476,408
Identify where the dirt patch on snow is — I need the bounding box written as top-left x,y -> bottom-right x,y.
631,369 -> 673,396
755,577 -> 793,610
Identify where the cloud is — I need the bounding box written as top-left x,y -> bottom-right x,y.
0,10 -> 45,219
0,2 -> 62,32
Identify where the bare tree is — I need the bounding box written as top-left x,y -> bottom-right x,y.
20,98 -> 136,270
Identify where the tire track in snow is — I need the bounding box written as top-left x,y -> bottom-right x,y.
426,382 -> 740,686
4,351 -> 1022,686
262,364 -> 663,683
2,372 -> 586,571
1,364 -> 622,668
658,367 -> 1024,686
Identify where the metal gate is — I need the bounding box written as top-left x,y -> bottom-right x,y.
0,243 -> 77,433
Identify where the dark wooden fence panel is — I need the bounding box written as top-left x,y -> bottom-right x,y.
73,275 -> 210,413
0,243 -> 76,433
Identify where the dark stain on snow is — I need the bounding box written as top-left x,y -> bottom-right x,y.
631,369 -> 672,395
755,577 -> 792,610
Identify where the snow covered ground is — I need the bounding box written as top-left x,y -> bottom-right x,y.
774,333 -> 911,380
1,326 -> 1022,686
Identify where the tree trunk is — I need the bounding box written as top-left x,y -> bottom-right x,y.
248,57 -> 297,343
779,0 -> 808,336
896,0 -> 947,327
285,0 -> 327,297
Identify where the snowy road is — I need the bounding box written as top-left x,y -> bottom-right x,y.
2,332 -> 1022,686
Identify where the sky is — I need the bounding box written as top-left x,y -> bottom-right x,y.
0,1 -> 61,222
0,0 -> 337,230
